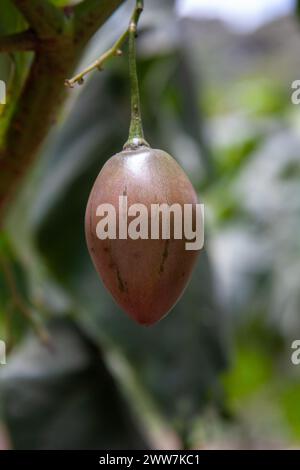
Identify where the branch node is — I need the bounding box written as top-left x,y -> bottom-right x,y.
64,79 -> 74,88
65,0 -> 143,88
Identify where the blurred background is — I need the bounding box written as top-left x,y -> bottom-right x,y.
1,0 -> 300,449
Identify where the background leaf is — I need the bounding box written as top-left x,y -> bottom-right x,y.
0,317 -> 149,449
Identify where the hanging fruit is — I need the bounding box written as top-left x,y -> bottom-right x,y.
67,1 -> 203,325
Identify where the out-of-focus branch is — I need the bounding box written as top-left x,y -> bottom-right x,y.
0,30 -> 37,52
0,0 -> 125,219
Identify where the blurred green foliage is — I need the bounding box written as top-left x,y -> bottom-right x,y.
1,0 -> 300,450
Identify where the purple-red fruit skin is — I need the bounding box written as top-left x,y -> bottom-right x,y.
85,147 -> 200,325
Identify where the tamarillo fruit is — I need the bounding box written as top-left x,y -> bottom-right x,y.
85,146 -> 201,325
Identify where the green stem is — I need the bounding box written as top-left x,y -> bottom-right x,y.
65,27 -> 128,88
124,0 -> 149,150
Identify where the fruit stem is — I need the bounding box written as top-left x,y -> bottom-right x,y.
124,1 -> 149,150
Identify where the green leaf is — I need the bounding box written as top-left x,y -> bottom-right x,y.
0,1 -> 27,34
0,1 -> 32,143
